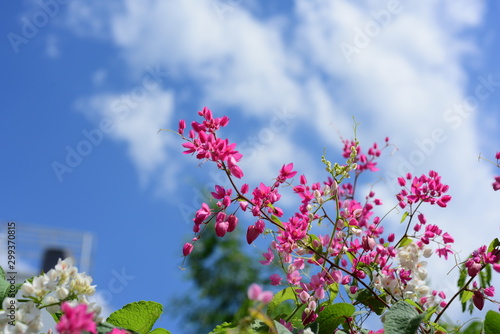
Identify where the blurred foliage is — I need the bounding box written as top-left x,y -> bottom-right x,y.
438,319 -> 484,334
168,221 -> 267,334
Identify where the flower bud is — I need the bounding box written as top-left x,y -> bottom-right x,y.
182,243 -> 194,256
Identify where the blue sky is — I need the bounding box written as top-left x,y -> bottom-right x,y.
1,0 -> 500,333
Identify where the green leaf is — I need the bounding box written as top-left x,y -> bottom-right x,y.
267,287 -> 297,317
96,321 -> 150,334
107,301 -> 163,334
0,268 -> 23,307
384,300 -> 424,334
305,322 -> 319,334
274,321 -> 294,334
96,322 -> 120,334
487,238 -> 499,254
403,299 -> 423,313
289,303 -> 307,329
485,310 -> 500,334
353,289 -> 386,315
457,266 -> 467,288
270,215 -> 283,228
397,236 -> 413,248
400,211 -> 409,223
317,303 -> 355,334
148,329 -> 171,334
327,283 -> 339,302
461,290 -> 473,304
208,322 -> 236,334
250,319 -> 267,332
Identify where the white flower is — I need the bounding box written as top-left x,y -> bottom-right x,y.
423,247 -> 433,258
323,185 -> 331,196
0,299 -> 43,334
414,262 -> 428,280
21,275 -> 49,299
56,286 -> 69,300
70,273 -> 95,295
350,227 -> 362,236
44,296 -> 60,314
17,301 -> 43,333
417,285 -> 431,296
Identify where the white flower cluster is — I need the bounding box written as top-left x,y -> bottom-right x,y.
0,298 -> 42,334
21,258 -> 99,314
373,241 -> 441,308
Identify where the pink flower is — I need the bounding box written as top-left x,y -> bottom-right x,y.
436,245 -> 453,260
227,214 -> 238,232
193,203 -> 211,224
110,329 -> 127,334
247,284 -> 273,303
277,163 -> 297,183
178,120 -> 186,135
287,270 -> 302,285
279,319 -> 293,331
259,248 -> 274,265
436,195 -> 452,208
56,302 -> 96,334
484,286 -> 495,297
215,220 -> 229,237
442,232 -> 454,244
247,220 -> 265,244
211,185 -> 231,199
270,274 -> 282,286
493,176 -> 500,191
228,156 -> 244,178
240,201 -> 249,211
397,177 -> 406,186
466,260 -> 482,277
182,243 -> 194,256
341,275 -> 351,285
473,290 -> 484,310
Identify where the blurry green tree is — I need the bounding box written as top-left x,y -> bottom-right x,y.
168,221 -> 266,333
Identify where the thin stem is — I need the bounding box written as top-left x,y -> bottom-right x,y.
434,274 -> 475,324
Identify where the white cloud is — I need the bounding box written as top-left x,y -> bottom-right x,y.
76,90 -> 175,185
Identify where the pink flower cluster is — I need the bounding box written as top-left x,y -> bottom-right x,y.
465,245 -> 500,310
177,109 -> 500,331
247,283 -> 273,303
396,171 -> 452,208
466,245 -> 500,278
56,302 -> 127,334
56,302 -> 96,334
180,107 -> 244,179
